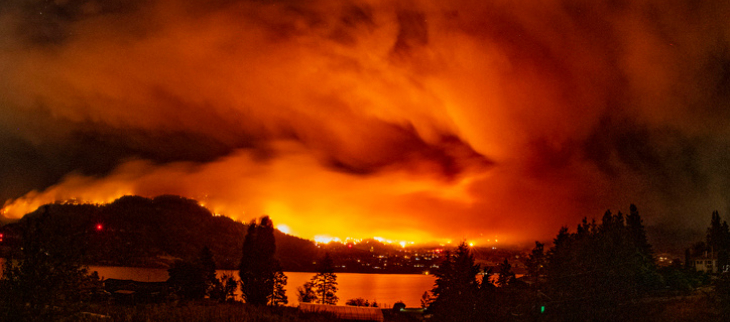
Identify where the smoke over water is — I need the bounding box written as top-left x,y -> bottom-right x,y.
1,0 -> 730,248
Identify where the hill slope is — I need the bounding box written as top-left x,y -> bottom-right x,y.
0,195 -> 319,270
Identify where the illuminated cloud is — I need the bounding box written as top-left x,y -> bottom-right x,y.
1,0 -> 730,248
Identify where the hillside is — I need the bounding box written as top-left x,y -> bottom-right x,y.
0,195 -> 319,270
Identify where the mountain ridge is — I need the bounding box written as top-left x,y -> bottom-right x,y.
0,195 -> 319,271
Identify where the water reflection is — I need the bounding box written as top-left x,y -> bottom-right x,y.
91,266 -> 435,308
0,261 -> 436,308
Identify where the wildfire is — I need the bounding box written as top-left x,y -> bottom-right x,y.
276,224 -> 291,234
313,235 -> 416,247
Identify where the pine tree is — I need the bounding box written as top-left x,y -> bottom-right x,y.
627,204 -> 653,260
720,221 -> 730,272
708,211 -> 724,252
497,258 -> 516,287
420,291 -> 432,309
239,216 -> 286,305
429,242 -> 481,322
310,253 -> 338,305
705,211 -> 730,272
526,241 -> 546,282
197,246 -> 219,297
297,282 -> 316,303
545,206 -> 662,319
268,270 -> 288,306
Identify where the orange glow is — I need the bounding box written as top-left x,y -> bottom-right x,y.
276,224 -> 291,235
1,0 -> 724,247
314,236 -> 340,244
0,0 -> 579,245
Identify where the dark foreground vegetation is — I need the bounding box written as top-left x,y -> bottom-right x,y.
422,204 -> 730,322
71,302 -> 344,322
2,197 -> 730,321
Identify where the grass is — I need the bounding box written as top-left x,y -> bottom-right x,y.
71,301 -> 343,322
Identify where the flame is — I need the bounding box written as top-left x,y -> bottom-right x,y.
276,224 -> 291,235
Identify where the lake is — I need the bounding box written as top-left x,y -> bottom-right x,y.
89,266 -> 436,308
0,259 -> 436,308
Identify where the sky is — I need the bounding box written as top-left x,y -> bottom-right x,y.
1,0 -> 729,249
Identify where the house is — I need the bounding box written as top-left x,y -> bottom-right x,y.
694,255 -> 718,273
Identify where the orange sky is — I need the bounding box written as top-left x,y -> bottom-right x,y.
1,0 -> 730,248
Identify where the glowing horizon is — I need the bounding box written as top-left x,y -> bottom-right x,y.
2,0 -> 729,249
1,194 -> 506,246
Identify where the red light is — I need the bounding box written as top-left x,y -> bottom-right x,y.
96,224 -> 103,231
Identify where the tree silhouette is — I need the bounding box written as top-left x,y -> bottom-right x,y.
297,281 -> 316,303
429,242 -> 481,322
268,270 -> 288,306
167,260 -> 207,300
707,211 -> 730,272
627,204 -> 653,261
209,273 -> 238,302
526,241 -> 546,284
197,246 -> 219,297
239,216 -> 286,306
420,291 -> 432,309
496,258 -> 516,287
346,297 -> 370,306
168,246 -> 222,300
310,252 -> 338,305
545,206 -> 662,320
0,206 -> 100,320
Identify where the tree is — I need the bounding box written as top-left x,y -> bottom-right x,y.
168,246 -> 224,300
706,211 -> 730,273
297,281 -> 316,303
346,298 -> 370,306
197,246 -> 219,295
310,252 -> 338,305
429,242 -> 481,322
393,301 -> 406,311
0,206 -> 101,320
268,270 -> 288,306
420,291 -> 432,309
239,216 -> 287,305
627,204 -> 653,260
497,258 -> 516,287
167,260 -> 207,300
545,206 -> 662,320
210,273 -> 238,302
526,241 -> 546,283
708,211 -> 724,252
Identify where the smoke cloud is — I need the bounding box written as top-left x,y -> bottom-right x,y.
2,0 -> 729,248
